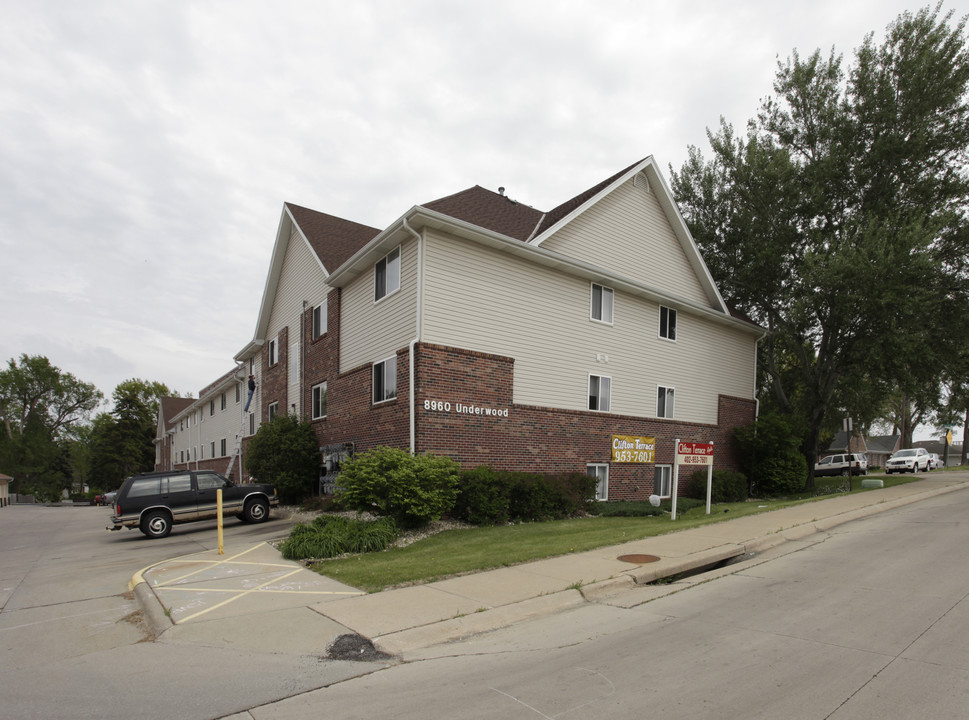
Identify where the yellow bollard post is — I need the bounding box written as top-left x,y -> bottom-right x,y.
217,488 -> 224,555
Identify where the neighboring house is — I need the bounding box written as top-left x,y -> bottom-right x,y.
183,156 -> 759,502
914,439 -> 965,467
866,435 -> 902,469
0,473 -> 11,507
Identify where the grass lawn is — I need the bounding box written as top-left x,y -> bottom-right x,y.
311,473 -> 924,592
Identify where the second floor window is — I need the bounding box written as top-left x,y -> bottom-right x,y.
313,300 -> 327,339
588,374 -> 611,412
657,385 -> 675,418
269,336 -> 279,366
268,402 -> 279,422
375,247 -> 401,301
660,306 -> 677,341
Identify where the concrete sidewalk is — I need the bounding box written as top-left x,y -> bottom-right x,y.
132,473 -> 969,658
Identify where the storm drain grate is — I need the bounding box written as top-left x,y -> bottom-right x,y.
617,553 -> 660,564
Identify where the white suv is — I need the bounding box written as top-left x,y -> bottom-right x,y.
814,453 -> 869,477
885,448 -> 930,474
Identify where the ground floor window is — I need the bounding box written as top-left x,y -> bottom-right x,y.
655,464 -> 672,497
373,356 -> 397,403
312,381 -> 327,419
587,463 -> 609,501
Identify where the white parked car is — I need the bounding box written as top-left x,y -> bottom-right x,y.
927,453 -> 945,470
885,448 -> 930,474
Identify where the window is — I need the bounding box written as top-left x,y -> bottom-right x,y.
235,383 -> 241,403
220,438 -> 227,456
169,474 -> 192,493
268,336 -> 279,366
655,465 -> 672,497
591,283 -> 614,324
210,441 -> 215,458
374,246 -> 401,301
268,402 -> 279,422
660,306 -> 677,341
196,472 -> 228,491
312,382 -> 327,419
587,464 -> 609,501
249,413 -> 255,435
657,385 -> 675,418
588,374 -> 611,412
220,392 -> 226,410
209,399 -> 215,416
373,356 -> 397,403
313,300 -> 327,339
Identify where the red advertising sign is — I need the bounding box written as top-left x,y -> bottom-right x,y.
677,441 -> 715,465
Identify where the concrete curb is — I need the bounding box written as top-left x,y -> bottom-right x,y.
130,573 -> 173,639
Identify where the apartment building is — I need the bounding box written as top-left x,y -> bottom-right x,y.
158,156 -> 762,501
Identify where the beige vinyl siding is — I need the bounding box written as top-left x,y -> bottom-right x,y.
266,229 -> 332,415
539,177 -> 710,308
341,238 -> 419,371
422,231 -> 755,424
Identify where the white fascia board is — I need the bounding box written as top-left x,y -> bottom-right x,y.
233,205 -> 294,361
529,156 -> 730,316
327,205 -> 759,337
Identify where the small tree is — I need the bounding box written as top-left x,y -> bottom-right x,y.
735,412 -> 808,496
244,415 -> 320,503
338,446 -> 460,528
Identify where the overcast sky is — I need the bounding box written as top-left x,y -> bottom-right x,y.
1,1 -> 965,438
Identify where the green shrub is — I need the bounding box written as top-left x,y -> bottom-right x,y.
508,472 -> 597,521
453,466 -> 511,525
279,515 -> 398,560
688,469 -> 749,503
337,447 -> 461,528
754,453 -> 807,496
452,468 -> 597,524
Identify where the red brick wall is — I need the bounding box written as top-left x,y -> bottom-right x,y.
412,343 -> 755,501
266,331 -> 756,502
261,326 -> 288,417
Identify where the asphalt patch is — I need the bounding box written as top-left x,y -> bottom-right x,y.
326,633 -> 393,662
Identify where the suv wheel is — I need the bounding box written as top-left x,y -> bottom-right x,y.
141,510 -> 172,539
243,497 -> 269,523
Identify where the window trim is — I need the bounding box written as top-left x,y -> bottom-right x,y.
656,385 -> 675,419
373,355 -> 398,404
374,246 -> 401,303
659,306 -> 677,341
312,300 -> 327,339
587,463 -> 609,501
312,381 -> 328,420
590,283 -> 614,325
588,373 -> 612,412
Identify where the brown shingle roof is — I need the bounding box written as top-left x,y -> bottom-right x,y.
160,397 -> 194,429
530,159 -> 646,238
421,186 -> 544,242
286,203 -> 381,272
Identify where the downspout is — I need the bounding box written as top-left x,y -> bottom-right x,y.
403,217 -> 423,455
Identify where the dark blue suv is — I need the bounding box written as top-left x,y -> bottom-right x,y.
107,470 -> 278,539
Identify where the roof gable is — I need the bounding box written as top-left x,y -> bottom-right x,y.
287,203 -> 381,272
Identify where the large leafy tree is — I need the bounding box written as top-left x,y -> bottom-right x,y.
671,5 -> 969,487
0,354 -> 102,500
87,379 -> 175,490
245,414 -> 320,503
